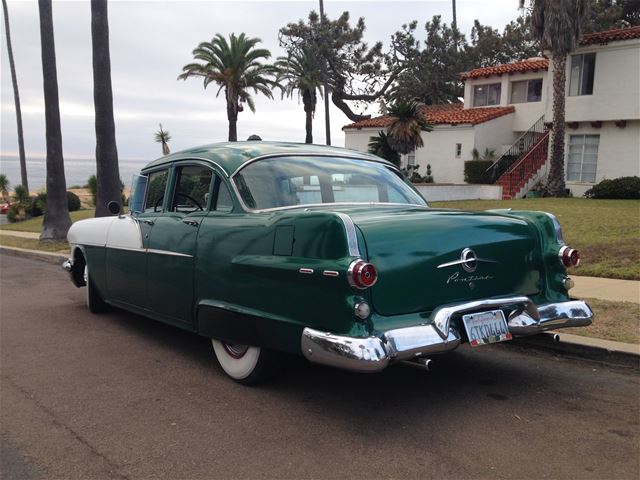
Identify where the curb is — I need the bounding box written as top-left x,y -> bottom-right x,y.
511,332 -> 640,369
0,245 -> 67,265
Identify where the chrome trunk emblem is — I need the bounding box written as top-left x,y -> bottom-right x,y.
437,248 -> 497,272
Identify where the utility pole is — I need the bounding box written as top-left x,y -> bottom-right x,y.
452,0 -> 458,52
319,0 -> 331,145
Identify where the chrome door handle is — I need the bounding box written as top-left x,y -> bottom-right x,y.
141,219 -> 155,226
182,219 -> 200,227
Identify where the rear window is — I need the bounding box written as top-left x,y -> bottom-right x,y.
233,156 -> 425,210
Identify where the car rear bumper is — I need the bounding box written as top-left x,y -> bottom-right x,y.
301,297 -> 593,373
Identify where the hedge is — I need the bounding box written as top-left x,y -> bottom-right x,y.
464,160 -> 493,184
584,176 -> 640,199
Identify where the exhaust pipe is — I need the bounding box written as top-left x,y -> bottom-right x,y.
402,357 -> 433,371
553,333 -> 561,343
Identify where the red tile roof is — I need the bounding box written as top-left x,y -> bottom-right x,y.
579,26 -> 640,46
459,59 -> 549,80
342,103 -> 515,130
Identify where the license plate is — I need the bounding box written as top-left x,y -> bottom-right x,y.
462,310 -> 512,347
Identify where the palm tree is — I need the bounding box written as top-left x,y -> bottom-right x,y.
2,0 -> 28,192
527,0 -> 589,196
91,0 -> 121,217
386,99 -> 433,155
0,174 -> 9,200
276,48 -> 323,144
154,124 -> 171,155
38,0 -> 71,241
178,33 -> 277,142
368,131 -> 401,167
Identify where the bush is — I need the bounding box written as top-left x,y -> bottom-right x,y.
464,160 -> 493,184
6,204 -> 22,223
29,191 -> 82,216
87,175 -> 97,205
67,191 -> 81,211
584,176 -> 640,199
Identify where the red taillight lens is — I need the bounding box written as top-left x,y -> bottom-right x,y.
559,246 -> 581,267
348,260 -> 378,289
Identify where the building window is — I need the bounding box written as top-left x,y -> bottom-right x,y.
407,151 -> 416,166
455,143 -> 462,158
569,53 -> 596,96
473,83 -> 501,107
567,134 -> 599,183
510,79 -> 543,103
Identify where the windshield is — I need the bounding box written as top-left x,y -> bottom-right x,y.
233,156 -> 426,210
128,174 -> 148,214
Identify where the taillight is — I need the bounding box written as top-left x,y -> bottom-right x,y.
559,246 -> 580,268
348,260 -> 378,289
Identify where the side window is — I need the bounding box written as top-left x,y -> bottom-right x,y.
172,165 -> 213,213
215,179 -> 234,212
144,170 -> 169,212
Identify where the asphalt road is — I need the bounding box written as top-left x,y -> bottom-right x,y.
1,253 -> 639,480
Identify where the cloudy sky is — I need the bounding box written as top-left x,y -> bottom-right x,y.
1,0 -> 522,185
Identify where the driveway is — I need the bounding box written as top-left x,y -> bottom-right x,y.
1,253 -> 639,479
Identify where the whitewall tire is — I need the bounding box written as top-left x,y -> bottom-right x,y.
211,339 -> 275,385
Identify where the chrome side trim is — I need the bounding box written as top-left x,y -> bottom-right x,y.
301,299 -> 593,373
299,268 -> 314,274
436,257 -> 497,269
146,248 -> 193,258
334,212 -> 360,257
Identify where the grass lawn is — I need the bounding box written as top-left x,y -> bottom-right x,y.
0,209 -> 95,233
432,198 -> 640,280
570,298 -> 640,344
0,235 -> 68,253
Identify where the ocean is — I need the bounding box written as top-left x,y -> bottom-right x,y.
0,155 -> 148,192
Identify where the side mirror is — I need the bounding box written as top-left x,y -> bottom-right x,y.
107,201 -> 121,216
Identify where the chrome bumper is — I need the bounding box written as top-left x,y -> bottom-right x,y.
62,258 -> 73,273
301,298 -> 593,373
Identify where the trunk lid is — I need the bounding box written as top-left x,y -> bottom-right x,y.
348,206 -> 544,316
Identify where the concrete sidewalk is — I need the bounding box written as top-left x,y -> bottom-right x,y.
572,275 -> 640,304
0,230 -> 40,239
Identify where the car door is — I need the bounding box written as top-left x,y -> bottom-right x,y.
146,163 -> 214,326
106,168 -> 169,309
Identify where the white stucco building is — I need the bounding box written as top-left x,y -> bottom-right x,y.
343,26 -> 640,198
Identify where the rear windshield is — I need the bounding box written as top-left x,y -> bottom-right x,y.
233,156 -> 426,210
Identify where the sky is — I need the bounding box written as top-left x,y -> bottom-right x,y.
1,0 -> 523,185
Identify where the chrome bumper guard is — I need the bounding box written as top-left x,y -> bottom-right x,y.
301,297 -> 593,372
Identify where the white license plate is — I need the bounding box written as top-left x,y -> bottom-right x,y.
462,310 -> 512,347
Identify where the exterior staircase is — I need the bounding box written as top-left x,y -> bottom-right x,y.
484,116 -> 549,200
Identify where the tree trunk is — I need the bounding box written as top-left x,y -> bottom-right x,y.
227,101 -> 238,142
38,0 -> 70,241
91,0 -> 121,217
2,0 -> 28,192
162,142 -> 170,155
303,89 -> 313,144
547,54 -> 568,197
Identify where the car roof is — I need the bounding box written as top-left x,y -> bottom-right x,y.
141,141 -> 391,176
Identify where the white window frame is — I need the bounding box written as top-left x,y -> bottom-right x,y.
473,83 -> 501,107
567,134 -> 599,183
455,143 -> 462,158
407,151 -> 416,166
569,53 -> 596,96
510,78 -> 543,104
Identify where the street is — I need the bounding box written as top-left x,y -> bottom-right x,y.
1,253 -> 638,479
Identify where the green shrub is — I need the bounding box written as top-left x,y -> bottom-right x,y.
464,160 -> 494,184
87,175 -> 97,205
584,177 -> 640,199
6,204 -> 20,223
29,191 -> 82,216
67,191 -> 81,211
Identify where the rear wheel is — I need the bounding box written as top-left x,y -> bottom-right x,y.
211,339 -> 277,385
84,265 -> 108,313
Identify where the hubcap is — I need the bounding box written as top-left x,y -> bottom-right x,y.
222,342 -> 249,359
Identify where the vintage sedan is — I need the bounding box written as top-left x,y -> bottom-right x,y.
63,142 -> 592,384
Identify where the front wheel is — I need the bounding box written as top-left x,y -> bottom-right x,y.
84,265 -> 108,313
211,340 -> 277,385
